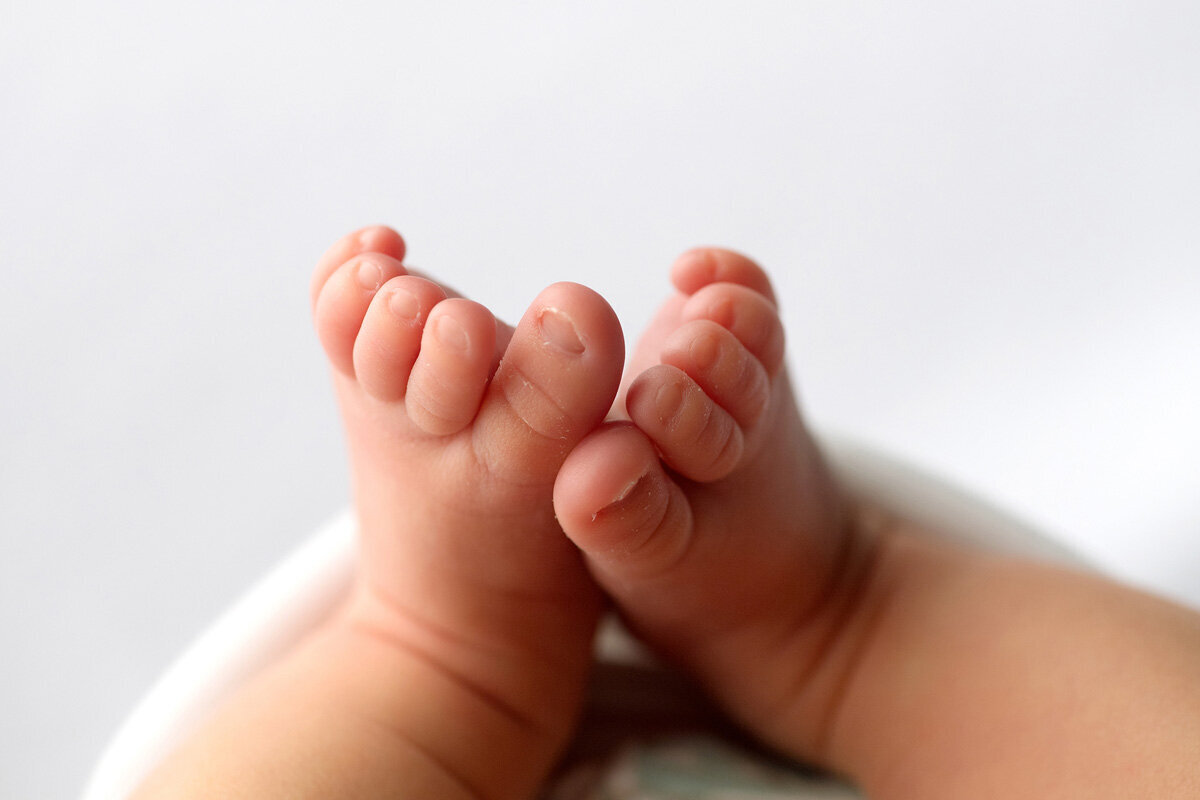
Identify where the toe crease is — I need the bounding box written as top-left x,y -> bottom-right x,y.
495,359 -> 576,443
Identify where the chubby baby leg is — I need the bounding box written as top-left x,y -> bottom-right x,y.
554,249 -> 1200,797
134,226 -> 627,800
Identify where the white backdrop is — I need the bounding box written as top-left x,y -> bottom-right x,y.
2,2 -> 1198,797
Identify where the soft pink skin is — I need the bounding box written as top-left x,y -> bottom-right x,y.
132,233 -> 1200,799
553,250 -> 1200,797
554,249 -> 854,757
313,226 -> 630,797
135,226 -> 628,800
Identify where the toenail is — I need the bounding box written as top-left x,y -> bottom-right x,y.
594,472 -> 648,520
676,249 -> 710,273
704,296 -> 736,329
689,334 -> 721,372
538,307 -> 585,354
356,259 -> 384,290
388,287 -> 421,322
434,314 -> 469,351
655,381 -> 684,424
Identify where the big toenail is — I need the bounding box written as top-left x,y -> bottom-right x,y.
655,381 -> 684,424
388,287 -> 420,321
538,307 -> 584,354
594,472 -> 648,520
356,259 -> 384,290
689,334 -> 721,372
434,314 -> 469,351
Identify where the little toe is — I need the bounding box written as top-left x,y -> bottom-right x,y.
660,319 -> 771,431
405,298 -> 498,436
626,364 -> 744,482
670,247 -> 777,305
314,252 -> 407,377
353,275 -> 447,402
310,225 -> 406,310
680,283 -> 786,377
472,282 -> 624,485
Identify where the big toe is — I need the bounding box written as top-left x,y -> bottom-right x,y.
554,423 -> 691,583
553,422 -> 724,640
472,282 -> 624,486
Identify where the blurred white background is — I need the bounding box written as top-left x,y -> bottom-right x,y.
2,1 -> 1197,796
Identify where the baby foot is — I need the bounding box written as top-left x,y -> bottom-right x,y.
312,226 -> 624,796
553,249 -> 873,768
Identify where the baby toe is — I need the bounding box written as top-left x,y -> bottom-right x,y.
554,422 -> 694,586
669,247 -> 777,306
310,225 -> 406,311
555,423 -> 758,645
626,364 -> 744,482
660,319 -> 771,430
314,252 -> 407,377
353,275 -> 447,402
472,282 -> 624,486
404,298 -> 498,436
680,283 -> 786,377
